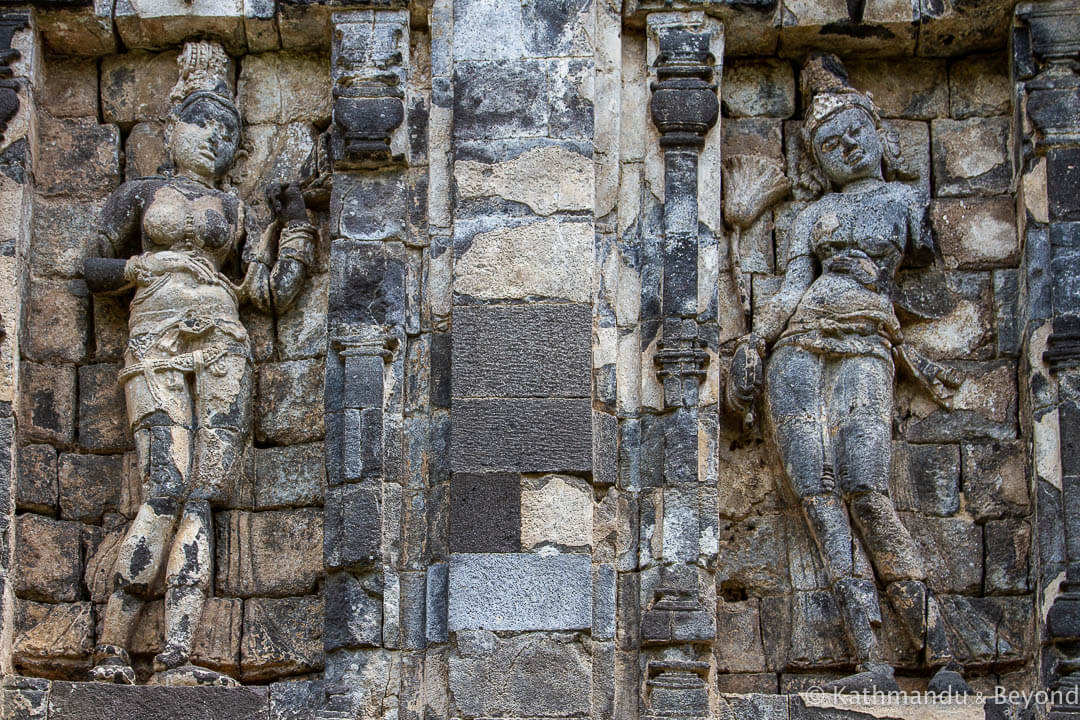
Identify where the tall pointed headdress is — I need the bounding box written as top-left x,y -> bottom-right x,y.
800,52 -> 881,143
169,40 -> 239,125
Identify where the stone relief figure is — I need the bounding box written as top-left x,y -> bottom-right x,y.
82,40 -> 314,686
725,53 -> 969,693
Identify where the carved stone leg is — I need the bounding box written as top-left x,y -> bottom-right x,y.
92,496 -> 180,683
157,499 -> 212,671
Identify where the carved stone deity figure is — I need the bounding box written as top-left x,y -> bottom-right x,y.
726,53 -> 969,693
83,40 -> 314,686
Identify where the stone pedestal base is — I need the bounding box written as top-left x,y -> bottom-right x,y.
3,680 -> 268,720
718,692 -> 1012,720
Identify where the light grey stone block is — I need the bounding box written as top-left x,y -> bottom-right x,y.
448,553 -> 592,631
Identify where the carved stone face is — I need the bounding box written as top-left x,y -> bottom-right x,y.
811,107 -> 884,188
169,97 -> 240,181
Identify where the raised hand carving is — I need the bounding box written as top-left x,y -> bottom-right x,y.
83,40 -> 315,687
725,53 -> 967,694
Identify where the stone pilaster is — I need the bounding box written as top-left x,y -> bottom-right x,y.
0,9 -> 34,680
640,12 -> 720,720
1015,2 -> 1080,715
322,9 -> 410,717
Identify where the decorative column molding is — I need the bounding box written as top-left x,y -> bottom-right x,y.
640,13 -> 721,720
1016,3 -> 1080,715
331,10 -> 409,169
321,9 -> 411,718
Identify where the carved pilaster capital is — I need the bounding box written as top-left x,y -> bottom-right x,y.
1017,1 -> 1080,152
332,330 -> 397,362
646,13 -> 719,150
643,661 -> 711,720
330,10 -> 409,169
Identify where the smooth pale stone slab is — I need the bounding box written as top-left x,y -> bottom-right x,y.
448,553 -> 592,631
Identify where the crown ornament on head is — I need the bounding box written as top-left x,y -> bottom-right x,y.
169,40 -> 239,123
801,52 -> 882,142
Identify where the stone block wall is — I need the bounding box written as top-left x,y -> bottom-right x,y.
0,1 -> 1073,719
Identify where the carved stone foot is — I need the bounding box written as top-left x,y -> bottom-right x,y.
928,664 -> 971,695
821,663 -> 899,693
89,644 -> 136,685
152,645 -> 189,673
151,664 -> 240,688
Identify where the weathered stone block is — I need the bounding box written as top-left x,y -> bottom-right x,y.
520,474 -> 591,551
903,513 -> 983,594
890,119 -> 931,197
548,57 -> 593,140
30,197 -> 102,279
100,49 -> 179,125
16,444 -> 57,513
846,58 -> 947,119
46,681 -> 269,720
900,359 -> 1017,442
453,60 -> 548,140
454,218 -> 593,303
985,519 -> 1031,595
714,599 -> 766,673
42,57 -> 98,119
124,121 -> 166,179
215,508 -> 323,597
255,358 -> 325,445
36,115 -> 121,198
241,595 -> 323,683
961,441 -> 1028,520
930,118 -> 1011,197
938,595 -> 1031,666
92,295 -> 129,362
520,0 -> 593,57
237,52 -> 330,124
717,514 -> 790,596
722,59 -> 794,119
451,397 -> 592,473
38,3 -> 117,57
253,442 -> 324,510
13,600 -> 94,679
58,453 -> 123,522
761,591 -> 850,671
889,442 -> 960,516
327,240 -> 406,331
269,680 -> 324,720
724,118 -> 783,162
449,472 -> 520,553
930,196 -> 1018,270
324,572 -> 381,651
896,270 -> 994,361
448,553 -> 592,631
77,363 -> 131,452
342,407 -> 383,481
454,140 -> 593,216
452,304 -> 591,398
448,630 -> 590,716
324,483 -> 380,571
23,278 -> 90,364
14,514 -> 82,603
332,174 -> 407,243
993,269 -> 1020,356
949,54 -> 1010,120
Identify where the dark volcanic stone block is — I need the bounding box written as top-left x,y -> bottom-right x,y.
324,571 -> 381,651
47,682 -> 268,720
324,483 -> 381,571
16,444 -> 57,513
328,239 -> 406,330
450,397 -> 592,473
450,472 -> 520,552
452,304 -> 590,398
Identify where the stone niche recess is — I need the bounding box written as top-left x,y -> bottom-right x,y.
0,0 -> 1073,719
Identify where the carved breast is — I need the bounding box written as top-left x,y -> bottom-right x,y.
141,183 -> 236,259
